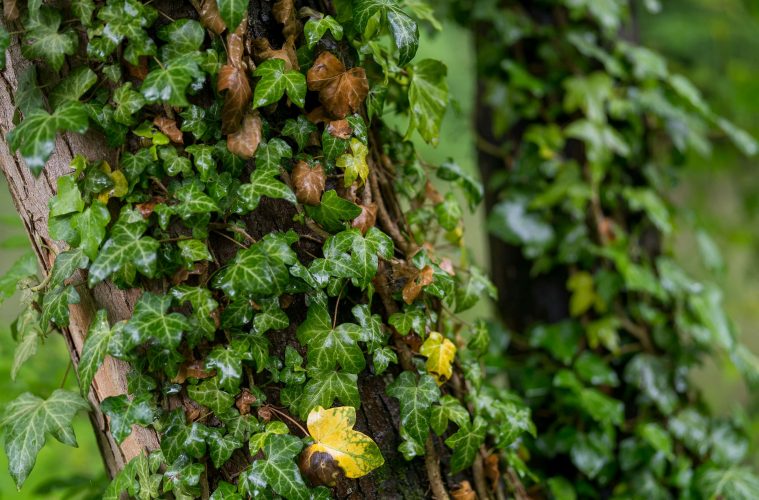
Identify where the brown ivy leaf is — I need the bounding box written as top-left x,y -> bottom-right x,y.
227,30 -> 245,67
292,161 -> 326,205
153,116 -> 183,144
272,0 -> 300,41
227,111 -> 263,159
235,388 -> 257,415
218,64 -> 252,133
172,359 -> 215,384
4,0 -> 19,21
402,265 -> 434,304
425,181 -> 444,204
306,106 -> 331,125
307,51 -> 369,119
484,453 -> 500,485
135,197 -> 165,218
327,119 -> 352,139
251,38 -> 298,70
125,57 -> 149,80
351,203 -> 377,234
257,406 -> 273,422
197,0 -> 225,34
451,481 -> 476,500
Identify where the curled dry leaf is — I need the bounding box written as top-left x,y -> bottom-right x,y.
135,197 -> 165,218
272,0 -> 300,41
327,119 -> 351,139
197,0 -> 226,35
307,51 -> 369,119
227,111 -> 263,159
402,265 -> 434,304
125,57 -> 149,80
219,30 -> 251,133
172,359 -> 215,384
153,116 -> 183,144
306,106 -> 331,124
235,388 -> 257,415
451,480 -> 476,500
351,203 -> 377,234
484,453 -> 500,485
251,38 -> 298,70
292,161 -> 326,205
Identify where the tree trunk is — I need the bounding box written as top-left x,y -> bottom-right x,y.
0,3 -> 444,498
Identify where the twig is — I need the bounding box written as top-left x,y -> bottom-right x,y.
370,170 -> 409,255
425,436 -> 450,500
268,406 -> 308,436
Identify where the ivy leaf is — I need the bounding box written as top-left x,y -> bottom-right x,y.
444,417 -> 486,473
306,51 -> 369,119
87,0 -> 158,64
255,138 -> 293,172
336,138 -> 369,187
11,306 -> 45,380
210,481 -> 242,500
237,164 -> 296,213
299,370 -> 359,419
78,310 -> 112,396
436,160 -> 483,210
386,371 -> 440,450
212,234 -> 296,299
305,190 -> 362,233
206,341 -> 253,392
49,67 -> 97,108
406,59 -> 448,145
420,332 -> 456,385
124,292 -> 190,351
113,83 -> 146,126
101,393 -> 156,444
252,58 -> 306,108
352,0 -> 418,65
0,254 -> 37,303
352,304 -> 385,352
206,428 -> 243,468
430,395 -> 469,436
40,285 -> 80,328
296,303 -> 365,373
254,298 -> 289,333
170,285 -> 219,342
304,15 -> 344,49
0,390 -> 89,488
73,201 -> 110,261
282,115 -> 317,151
48,247 -> 88,288
301,406 -> 384,479
71,0 -> 95,26
246,434 -> 309,500
217,0 -> 250,30
456,266 -> 496,313
164,455 -> 204,497
141,59 -> 197,107
174,181 -> 219,220
21,7 -> 78,71
187,378 -> 235,415
88,208 -> 160,287
7,102 -> 89,175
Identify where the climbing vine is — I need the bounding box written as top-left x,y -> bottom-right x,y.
0,0 -> 533,498
446,0 -> 759,498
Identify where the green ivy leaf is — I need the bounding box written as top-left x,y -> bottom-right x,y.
21,7 -> 78,71
336,138 -> 369,187
0,254 -> 37,304
304,190 -> 362,233
71,0 -> 96,26
386,371 -> 440,450
206,341 -> 253,392
78,310 -> 112,396
253,298 -> 289,334
217,0 -> 250,30
164,455 -> 204,497
296,303 -> 365,373
141,59 -> 198,107
237,164 -> 296,213
353,0 -> 419,65
304,15 -> 344,49
436,160 -> 483,210
88,208 -> 160,286
7,102 -> 89,175
444,417 -> 486,473
187,378 -> 235,415
430,395 -> 469,436
49,67 -> 97,108
282,115 -> 317,151
406,59 -> 448,145
113,83 -> 146,126
171,285 -> 219,341
40,285 -> 80,328
101,393 -> 156,444
245,434 -> 309,500
124,292 -> 190,352
255,138 -> 292,171
48,248 -> 88,289
73,201 -> 110,261
0,390 -> 89,488
252,58 -> 306,108
299,370 -> 359,419
174,181 -> 219,220
206,428 -> 243,469
210,481 -> 242,500
11,306 -> 45,381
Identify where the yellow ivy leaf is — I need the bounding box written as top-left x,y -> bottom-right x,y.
336,138 -> 369,187
96,162 -> 129,203
420,332 -> 456,385
301,406 -> 384,481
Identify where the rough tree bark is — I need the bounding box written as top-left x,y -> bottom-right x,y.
0,3 -> 447,498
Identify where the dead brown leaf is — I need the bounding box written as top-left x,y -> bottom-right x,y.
236,388 -> 257,415
327,119 -> 352,139
484,453 -> 500,485
153,116 -> 183,144
451,481 -> 476,500
227,111 -> 263,159
125,57 -> 149,80
292,161 -> 326,205
272,0 -> 300,41
251,38 -> 298,70
172,359 -> 215,384
351,203 -> 377,234
307,51 -> 369,119
306,106 -> 332,124
197,0 -> 226,34
218,63 -> 252,133
402,265 -> 434,304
